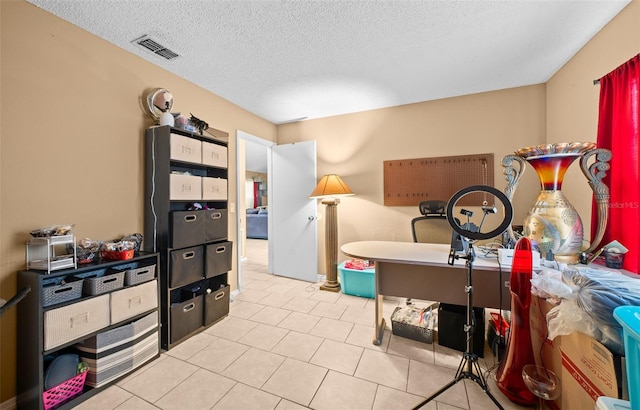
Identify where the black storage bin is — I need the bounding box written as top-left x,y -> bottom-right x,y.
205,241 -> 232,278
204,209 -> 228,242
169,246 -> 204,288
204,284 -> 230,326
437,303 -> 485,357
169,289 -> 203,344
170,210 -> 205,249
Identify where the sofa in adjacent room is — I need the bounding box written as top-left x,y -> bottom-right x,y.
246,208 -> 268,239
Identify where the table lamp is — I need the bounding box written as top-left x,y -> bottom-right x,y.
310,174 -> 354,292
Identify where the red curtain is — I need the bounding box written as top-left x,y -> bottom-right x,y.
594,54 -> 640,273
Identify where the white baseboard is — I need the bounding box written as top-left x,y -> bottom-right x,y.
0,396 -> 16,410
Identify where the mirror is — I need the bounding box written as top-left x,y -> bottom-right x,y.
145,88 -> 174,121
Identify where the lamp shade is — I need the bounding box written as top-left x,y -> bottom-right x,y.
309,174 -> 354,198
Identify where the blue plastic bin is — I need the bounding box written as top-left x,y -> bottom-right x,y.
613,306 -> 640,410
338,261 -> 375,298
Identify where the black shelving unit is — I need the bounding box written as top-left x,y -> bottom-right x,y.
144,125 -> 232,350
17,252 -> 160,409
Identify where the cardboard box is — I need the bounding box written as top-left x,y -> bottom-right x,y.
530,296 -> 621,409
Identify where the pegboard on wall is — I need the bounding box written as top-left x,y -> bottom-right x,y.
383,153 -> 494,206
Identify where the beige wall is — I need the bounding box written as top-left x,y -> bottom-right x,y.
0,1 -> 276,401
1,0 -> 638,404
278,87 -> 546,270
547,0 -> 640,235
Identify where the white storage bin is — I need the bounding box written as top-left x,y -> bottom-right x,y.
44,294 -> 110,350
170,133 -> 202,164
110,280 -> 158,324
170,174 -> 202,200
202,177 -> 227,200
201,141 -> 227,168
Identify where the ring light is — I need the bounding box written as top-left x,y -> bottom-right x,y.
446,185 -> 513,241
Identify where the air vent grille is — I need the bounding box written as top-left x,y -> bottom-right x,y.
132,36 -> 179,60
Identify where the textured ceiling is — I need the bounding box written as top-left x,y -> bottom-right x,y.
28,0 -> 630,124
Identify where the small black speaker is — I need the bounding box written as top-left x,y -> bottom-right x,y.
437,303 -> 485,357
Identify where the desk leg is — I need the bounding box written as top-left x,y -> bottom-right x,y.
373,293 -> 385,345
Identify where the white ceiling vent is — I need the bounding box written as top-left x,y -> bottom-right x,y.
132,35 -> 179,60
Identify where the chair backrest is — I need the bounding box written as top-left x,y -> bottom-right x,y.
411,200 -> 454,244
411,216 -> 453,244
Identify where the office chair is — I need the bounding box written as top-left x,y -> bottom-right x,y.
406,200 -> 453,306
411,200 -> 453,244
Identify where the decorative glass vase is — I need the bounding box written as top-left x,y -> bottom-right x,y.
502,142 -> 611,264
495,237 -> 536,405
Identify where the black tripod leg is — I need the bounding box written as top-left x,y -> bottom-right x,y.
411,375 -> 462,410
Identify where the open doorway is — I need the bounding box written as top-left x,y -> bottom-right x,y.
236,131 -> 275,290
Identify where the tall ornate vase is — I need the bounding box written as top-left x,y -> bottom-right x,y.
502,142 -> 611,264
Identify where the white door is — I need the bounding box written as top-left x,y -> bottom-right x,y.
270,141 -> 318,282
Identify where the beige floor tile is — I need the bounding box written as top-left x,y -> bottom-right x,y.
249,305 -> 292,326
387,333 -> 435,364
229,300 -> 265,319
285,283 -> 320,299
373,385 -> 432,410
406,359 -> 468,409
274,399 -> 309,410
118,355 -> 198,403
261,358 -> 328,406
154,368 -> 236,409
281,296 -> 319,313
309,339 -> 364,375
259,292 -> 295,307
345,323 -> 392,352
74,385 -> 132,410
263,282 -> 297,295
243,279 -> 275,291
115,395 -> 159,409
335,293 -> 370,307
309,289 -> 343,303
309,370 -> 377,410
234,288 -> 270,303
340,304 -> 377,326
164,331 -> 218,361
187,338 -> 250,373
222,347 -> 286,388
310,317 -> 354,342
277,310 -> 321,333
204,316 -> 259,341
271,330 -> 324,362
309,300 -> 348,319
237,323 -> 290,350
211,383 -> 280,410
467,377 -> 531,410
354,349 -> 410,390
433,341 -> 467,369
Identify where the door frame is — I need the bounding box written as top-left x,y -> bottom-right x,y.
236,130 -> 275,291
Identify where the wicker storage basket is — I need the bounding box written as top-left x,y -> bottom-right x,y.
124,264 -> 156,286
83,271 -> 125,295
391,305 -> 436,344
42,277 -> 83,307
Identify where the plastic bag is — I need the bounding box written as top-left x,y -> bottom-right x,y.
540,267 -> 640,355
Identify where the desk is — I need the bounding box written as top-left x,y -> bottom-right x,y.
341,241 -> 510,345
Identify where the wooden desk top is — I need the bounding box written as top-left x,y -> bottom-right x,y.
341,240 -> 501,271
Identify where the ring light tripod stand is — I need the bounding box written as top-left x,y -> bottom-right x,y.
413,185 -> 513,410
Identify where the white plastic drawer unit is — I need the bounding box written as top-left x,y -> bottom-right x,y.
110,280 -> 158,324
201,141 -> 227,168
43,294 -> 110,351
202,177 -> 227,200
170,133 -> 202,164
170,174 -> 202,200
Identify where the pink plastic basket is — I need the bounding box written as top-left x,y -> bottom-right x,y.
42,371 -> 87,410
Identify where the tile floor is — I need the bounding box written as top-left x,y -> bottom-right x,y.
76,240 -> 532,410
